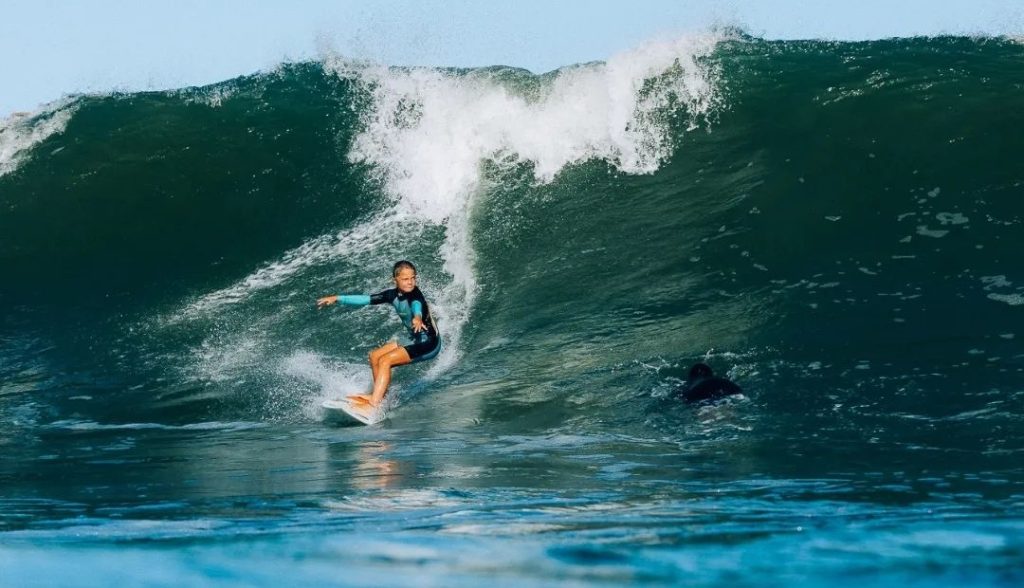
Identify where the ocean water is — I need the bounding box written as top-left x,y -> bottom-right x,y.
2,34 -> 1023,586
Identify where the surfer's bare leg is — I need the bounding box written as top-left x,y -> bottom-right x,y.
350,344 -> 408,406
356,347 -> 412,407
367,341 -> 400,383
350,342 -> 399,403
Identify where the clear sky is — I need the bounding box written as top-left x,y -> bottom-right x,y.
1,0 -> 1022,115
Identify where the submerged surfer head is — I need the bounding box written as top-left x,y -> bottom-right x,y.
393,260 -> 417,293
676,362 -> 742,404
689,362 -> 713,380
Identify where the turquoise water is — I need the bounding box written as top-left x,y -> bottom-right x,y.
1,35 -> 1023,585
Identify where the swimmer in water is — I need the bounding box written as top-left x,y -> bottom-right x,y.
676,363 -> 742,404
316,260 -> 441,408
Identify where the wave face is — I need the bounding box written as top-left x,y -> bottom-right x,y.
2,35 -> 1024,583
4,35 -> 1022,423
0,34 -> 731,422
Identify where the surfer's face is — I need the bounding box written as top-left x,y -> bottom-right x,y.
394,267 -> 417,293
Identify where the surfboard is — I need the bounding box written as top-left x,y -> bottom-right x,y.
322,398 -> 383,425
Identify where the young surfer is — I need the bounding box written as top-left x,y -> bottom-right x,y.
316,260 -> 441,408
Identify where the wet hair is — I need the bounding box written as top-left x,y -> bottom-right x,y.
393,260 -> 417,277
688,363 -> 714,380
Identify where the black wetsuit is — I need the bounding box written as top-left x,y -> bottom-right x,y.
369,287 -> 441,361
676,363 -> 742,404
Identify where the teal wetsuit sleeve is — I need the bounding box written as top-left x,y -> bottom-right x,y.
411,300 -> 423,318
338,294 -> 371,306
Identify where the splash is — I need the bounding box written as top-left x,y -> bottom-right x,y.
334,34 -> 723,221
0,99 -> 77,178
281,350 -> 374,420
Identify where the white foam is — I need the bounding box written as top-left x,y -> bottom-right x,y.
988,293 -> 1024,306
0,99 -> 77,178
334,34 -> 722,221
46,420 -> 265,432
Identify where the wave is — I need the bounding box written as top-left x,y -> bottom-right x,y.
1,34 -> 1023,438
159,33 -> 725,389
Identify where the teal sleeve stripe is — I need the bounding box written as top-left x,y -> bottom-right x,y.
339,294 -> 371,306
411,300 -> 423,317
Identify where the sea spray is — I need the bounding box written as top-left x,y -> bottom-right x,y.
0,100 -> 77,178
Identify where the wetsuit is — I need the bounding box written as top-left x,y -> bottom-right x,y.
338,287 -> 441,362
680,376 -> 742,404
676,363 -> 742,404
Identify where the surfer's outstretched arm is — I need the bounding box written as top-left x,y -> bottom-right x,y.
317,294 -> 370,308
317,291 -> 394,309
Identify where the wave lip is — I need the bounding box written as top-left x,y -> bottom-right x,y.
0,99 -> 77,178
334,33 -> 724,223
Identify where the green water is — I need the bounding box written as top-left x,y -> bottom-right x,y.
1,35 -> 1023,586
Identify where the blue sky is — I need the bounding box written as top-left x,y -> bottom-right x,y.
1,0 -> 1022,115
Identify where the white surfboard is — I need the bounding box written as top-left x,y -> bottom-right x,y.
322,398 -> 384,425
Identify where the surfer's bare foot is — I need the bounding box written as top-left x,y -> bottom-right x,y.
347,394 -> 373,406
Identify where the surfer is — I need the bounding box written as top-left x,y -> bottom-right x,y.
676,363 -> 742,404
316,260 -> 441,408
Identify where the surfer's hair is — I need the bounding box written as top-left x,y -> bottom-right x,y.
688,363 -> 714,380
393,260 -> 417,277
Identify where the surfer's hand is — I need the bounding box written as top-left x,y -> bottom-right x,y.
316,295 -> 338,309
412,316 -> 426,333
